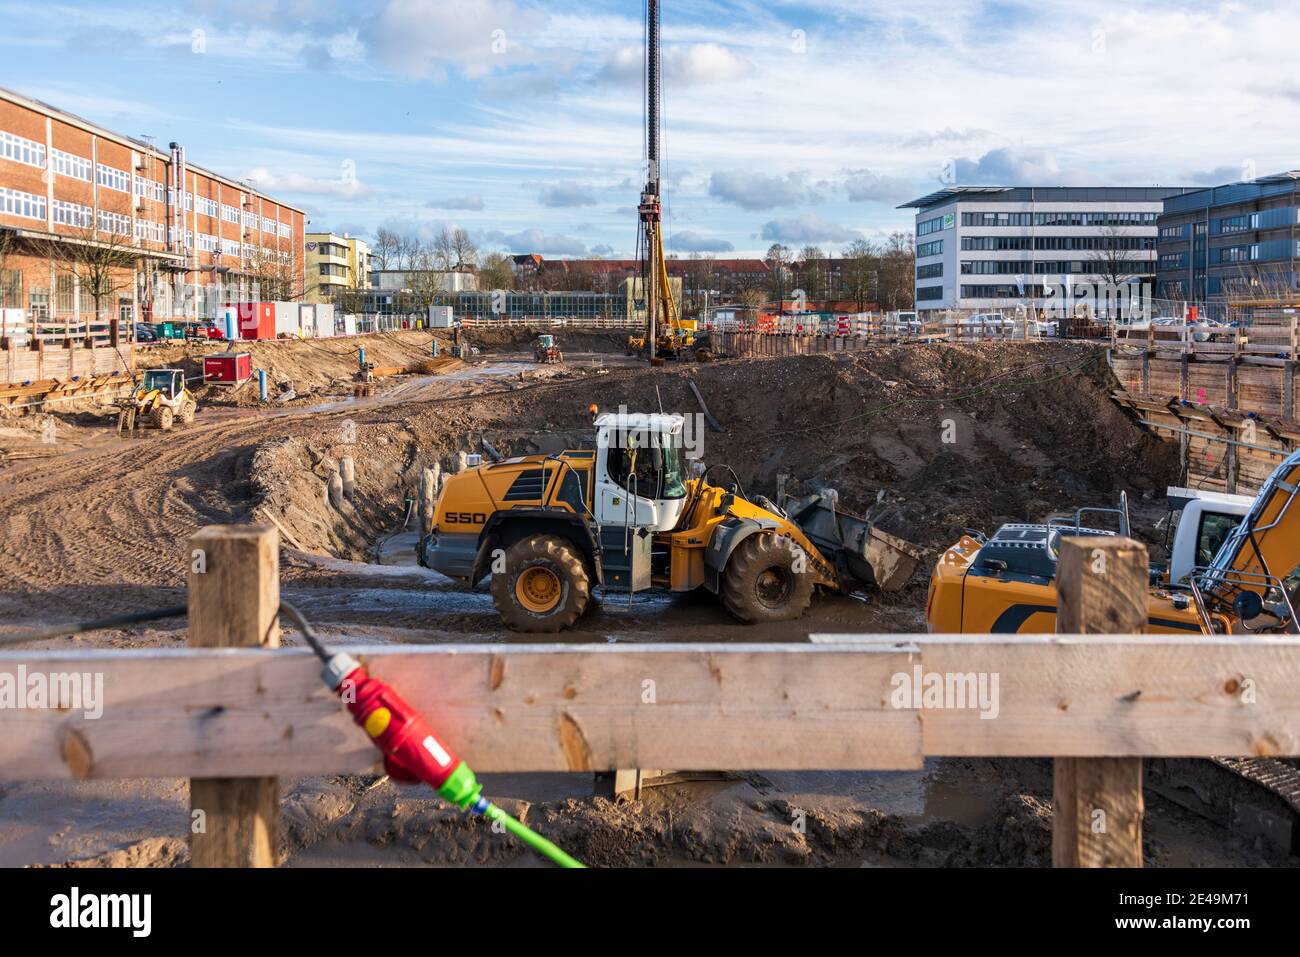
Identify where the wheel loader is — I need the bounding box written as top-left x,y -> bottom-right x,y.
417,409 -> 924,632
115,368 -> 197,435
925,449 -> 1300,636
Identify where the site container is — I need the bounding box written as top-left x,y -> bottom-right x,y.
231,302 -> 276,340
203,351 -> 252,385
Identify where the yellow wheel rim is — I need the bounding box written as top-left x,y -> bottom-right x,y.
516,566 -> 562,613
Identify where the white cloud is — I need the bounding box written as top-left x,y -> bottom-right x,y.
427,194 -> 486,210
243,167 -> 374,198
598,41 -> 752,86
538,182 -> 598,207
761,214 -> 861,244
709,170 -> 823,210
842,169 -> 914,203
484,227 -> 587,256
361,0 -> 542,79
671,230 -> 735,253
952,147 -> 1092,187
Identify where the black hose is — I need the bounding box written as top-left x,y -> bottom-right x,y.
279,600 -> 331,662
0,604 -> 188,648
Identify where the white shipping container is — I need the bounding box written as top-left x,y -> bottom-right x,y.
273,301 -> 299,338
428,305 -> 454,328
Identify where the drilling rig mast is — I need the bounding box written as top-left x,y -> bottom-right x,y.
630,0 -> 691,363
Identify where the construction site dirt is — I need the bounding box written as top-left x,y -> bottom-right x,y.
0,331 -> 1287,868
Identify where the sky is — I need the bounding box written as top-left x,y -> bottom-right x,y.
1,0 -> 1298,260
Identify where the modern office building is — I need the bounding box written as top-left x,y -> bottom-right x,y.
900,186 -> 1193,316
1155,171 -> 1300,303
0,86 -> 305,331
305,232 -> 370,303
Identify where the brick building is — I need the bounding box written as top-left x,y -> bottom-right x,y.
0,86 -> 305,338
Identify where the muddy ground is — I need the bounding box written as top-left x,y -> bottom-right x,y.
0,331 -> 1288,867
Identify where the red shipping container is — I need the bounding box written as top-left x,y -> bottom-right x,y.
229,302 -> 276,340
203,352 -> 252,385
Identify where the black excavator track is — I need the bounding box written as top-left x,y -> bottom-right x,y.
1148,757 -> 1300,856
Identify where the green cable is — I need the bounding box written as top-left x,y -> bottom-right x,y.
484,803 -> 586,869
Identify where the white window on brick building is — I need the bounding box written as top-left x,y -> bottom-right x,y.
0,130 -> 46,169
53,199 -> 92,227
96,163 -> 130,192
96,209 -> 130,235
221,204 -> 240,224
197,196 -> 218,218
261,217 -> 276,233
0,186 -> 46,220
51,148 -> 92,181
198,232 -> 218,253
278,222 -> 291,239
134,176 -> 165,202
135,220 -> 165,243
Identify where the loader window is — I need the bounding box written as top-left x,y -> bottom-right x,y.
1197,511 -> 1242,568
141,370 -> 176,395
606,430 -> 686,500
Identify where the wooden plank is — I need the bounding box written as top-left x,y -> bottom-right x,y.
187,524 -> 280,869
1053,536 -> 1147,868
0,638 -> 1297,780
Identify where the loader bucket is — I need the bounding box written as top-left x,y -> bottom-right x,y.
783,491 -> 925,592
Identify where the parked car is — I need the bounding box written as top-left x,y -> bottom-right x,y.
186,321 -> 225,340
134,323 -> 158,343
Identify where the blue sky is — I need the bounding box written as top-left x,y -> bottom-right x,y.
2,0 -> 1298,258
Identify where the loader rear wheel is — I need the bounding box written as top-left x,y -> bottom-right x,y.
179,398 -> 196,425
150,405 -> 173,431
492,535 -> 590,633
720,533 -> 814,624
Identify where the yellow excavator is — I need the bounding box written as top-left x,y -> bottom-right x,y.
925,449 -> 1300,635
418,408 -> 923,632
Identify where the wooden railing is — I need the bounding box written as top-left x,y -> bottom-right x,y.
0,526 -> 1295,867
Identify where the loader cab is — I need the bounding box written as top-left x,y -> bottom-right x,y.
141,369 -> 183,398
593,412 -> 688,533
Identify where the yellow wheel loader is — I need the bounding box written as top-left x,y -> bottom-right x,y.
418,409 -> 924,632
115,368 -> 198,435
925,449 -> 1300,636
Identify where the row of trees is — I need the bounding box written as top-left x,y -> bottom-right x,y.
764,233 -> 917,311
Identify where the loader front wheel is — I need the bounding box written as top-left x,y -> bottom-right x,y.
150,404 -> 174,431
720,533 -> 814,623
492,535 -> 590,633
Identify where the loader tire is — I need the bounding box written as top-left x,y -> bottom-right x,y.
150,404 -> 174,431
179,398 -> 196,425
491,535 -> 590,633
720,533 -> 814,624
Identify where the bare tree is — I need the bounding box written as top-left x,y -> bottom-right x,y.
245,243 -> 308,302
478,251 -> 513,290
877,231 -> 916,310
842,238 -> 880,312
450,228 -> 477,269
764,243 -> 791,302
372,227 -> 401,271
1087,225 -> 1143,288
33,222 -> 140,334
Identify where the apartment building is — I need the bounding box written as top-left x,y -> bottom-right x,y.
1155,171 -> 1300,303
0,86 -> 305,332
900,186 -> 1194,316
305,231 -> 370,303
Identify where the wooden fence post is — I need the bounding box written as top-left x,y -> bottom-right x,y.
1053,536 -> 1147,868
187,524 -> 281,867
